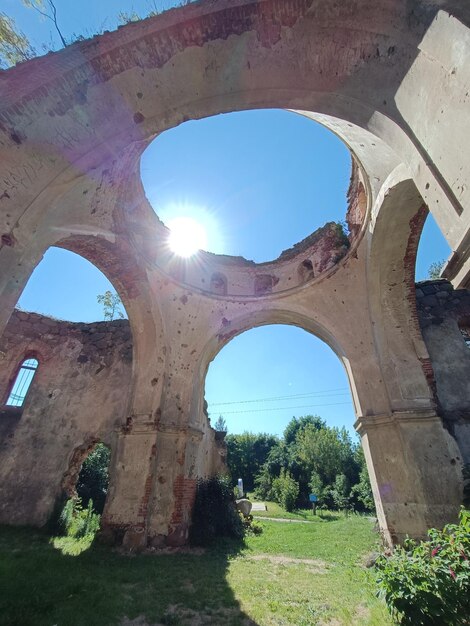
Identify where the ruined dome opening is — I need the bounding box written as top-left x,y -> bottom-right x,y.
141,109 -> 353,264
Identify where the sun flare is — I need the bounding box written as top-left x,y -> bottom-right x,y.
167,216 -> 208,257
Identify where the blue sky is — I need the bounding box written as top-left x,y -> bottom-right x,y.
8,1 -> 451,437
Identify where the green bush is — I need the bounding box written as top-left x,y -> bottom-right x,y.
189,475 -> 244,546
272,469 -> 299,512
376,508 -> 470,625
59,497 -> 100,539
253,465 -> 275,501
330,473 -> 350,511
76,443 -> 110,514
239,513 -> 263,536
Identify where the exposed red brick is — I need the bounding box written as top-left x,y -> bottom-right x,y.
170,475 -> 197,525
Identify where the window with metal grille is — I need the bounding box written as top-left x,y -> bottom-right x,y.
5,358 -> 39,407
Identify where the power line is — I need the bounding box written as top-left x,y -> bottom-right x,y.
209,400 -> 351,416
209,387 -> 349,407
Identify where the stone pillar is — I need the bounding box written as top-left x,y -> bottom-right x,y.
146,424 -> 201,547
0,244 -> 45,337
356,411 -> 463,545
101,413 -> 158,550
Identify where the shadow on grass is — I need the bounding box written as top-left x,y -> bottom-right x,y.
0,526 -> 258,626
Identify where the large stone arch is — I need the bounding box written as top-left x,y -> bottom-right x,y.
0,0 -> 469,546
51,234 -> 169,540
192,309 -> 358,428
1,0 -> 469,263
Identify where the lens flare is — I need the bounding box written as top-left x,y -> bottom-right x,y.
167,216 -> 208,257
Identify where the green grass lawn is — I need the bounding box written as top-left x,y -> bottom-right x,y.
250,500 -> 346,522
0,514 -> 392,626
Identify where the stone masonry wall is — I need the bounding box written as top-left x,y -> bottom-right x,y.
416,279 -> 470,464
0,310 -> 133,525
0,310 -> 226,532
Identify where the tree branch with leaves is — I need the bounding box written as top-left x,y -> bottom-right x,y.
23,0 -> 67,47
97,290 -> 125,322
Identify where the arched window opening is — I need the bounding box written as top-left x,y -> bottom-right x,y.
5,357 -> 39,407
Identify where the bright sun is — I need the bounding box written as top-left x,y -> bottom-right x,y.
167,216 -> 208,257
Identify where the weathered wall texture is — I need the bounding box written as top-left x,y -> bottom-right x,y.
0,310 -> 225,528
417,280 -> 470,464
1,0 -> 470,546
0,311 -> 132,525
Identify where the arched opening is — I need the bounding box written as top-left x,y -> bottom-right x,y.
52,441 -> 112,555
4,357 -> 39,407
141,109 -> 353,263
76,442 -> 111,515
204,324 -> 373,514
205,325 -> 355,435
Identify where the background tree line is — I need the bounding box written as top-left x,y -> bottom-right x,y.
224,415 -> 374,513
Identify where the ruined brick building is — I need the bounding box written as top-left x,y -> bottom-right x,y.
0,0 -> 470,548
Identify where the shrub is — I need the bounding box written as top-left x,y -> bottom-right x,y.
76,443 -> 110,514
350,465 -> 375,513
272,469 -> 299,512
376,508 -> 470,625
330,473 -> 350,511
239,513 -> 263,536
253,465 -> 274,501
189,475 -> 244,546
59,497 -> 100,539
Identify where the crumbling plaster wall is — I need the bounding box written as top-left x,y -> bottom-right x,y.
417,279 -> 470,464
0,311 -> 132,525
0,310 -> 225,528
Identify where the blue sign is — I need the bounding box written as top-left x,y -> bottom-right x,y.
309,494 -> 318,503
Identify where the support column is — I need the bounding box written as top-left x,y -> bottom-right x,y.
101,414 -> 158,550
357,410 -> 463,545
145,424 -> 204,547
0,243 -> 45,336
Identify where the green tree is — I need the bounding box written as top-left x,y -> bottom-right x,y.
296,424 -> 355,486
330,473 -> 350,511
214,415 -> 227,432
287,418 -> 361,509
272,469 -> 299,512
97,290 -> 125,321
0,1 -> 67,68
427,260 -> 445,279
350,446 -> 375,512
76,443 -> 110,514
23,0 -> 67,47
225,432 -> 279,491
283,414 -> 324,445
0,12 -> 34,67
308,470 -> 326,506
